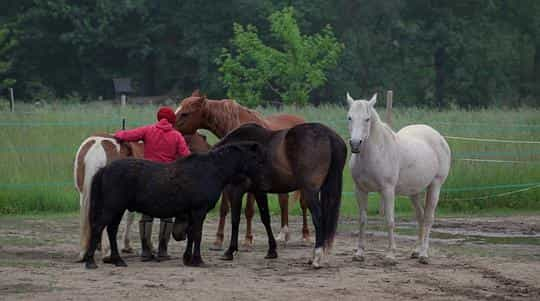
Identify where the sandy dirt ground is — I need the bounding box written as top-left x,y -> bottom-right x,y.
1,214 -> 539,301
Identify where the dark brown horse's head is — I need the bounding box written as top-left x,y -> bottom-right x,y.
174,90 -> 207,135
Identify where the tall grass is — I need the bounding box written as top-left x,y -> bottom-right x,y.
1,101 -> 540,215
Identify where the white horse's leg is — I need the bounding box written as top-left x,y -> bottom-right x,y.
353,188 -> 368,261
122,212 -> 135,253
419,180 -> 442,264
381,188 -> 397,262
409,193 -> 424,258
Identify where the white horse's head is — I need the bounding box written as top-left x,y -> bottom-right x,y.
346,92 -> 377,153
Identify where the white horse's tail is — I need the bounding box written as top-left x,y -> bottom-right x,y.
74,136 -> 114,261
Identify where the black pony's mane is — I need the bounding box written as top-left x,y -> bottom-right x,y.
213,123 -> 271,149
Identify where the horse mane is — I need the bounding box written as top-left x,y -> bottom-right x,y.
205,99 -> 267,135
369,107 -> 396,141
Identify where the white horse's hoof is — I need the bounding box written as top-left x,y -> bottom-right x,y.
418,256 -> 429,264
384,254 -> 397,265
352,254 -> 365,262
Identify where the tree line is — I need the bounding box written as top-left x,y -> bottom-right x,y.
0,0 -> 539,107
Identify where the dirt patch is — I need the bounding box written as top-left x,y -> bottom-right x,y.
0,215 -> 539,300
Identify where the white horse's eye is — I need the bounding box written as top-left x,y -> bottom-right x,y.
365,118 -> 370,122
347,116 -> 352,121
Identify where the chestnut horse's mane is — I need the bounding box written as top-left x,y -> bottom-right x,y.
205,98 -> 268,135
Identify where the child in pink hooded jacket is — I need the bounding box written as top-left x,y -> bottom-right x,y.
114,107 -> 190,261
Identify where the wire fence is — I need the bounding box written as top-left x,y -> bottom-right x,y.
1,118 -> 540,203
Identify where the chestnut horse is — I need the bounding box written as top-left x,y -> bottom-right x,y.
174,90 -> 310,249
74,132 -> 209,261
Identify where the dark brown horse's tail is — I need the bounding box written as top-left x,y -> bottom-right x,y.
320,134 -> 347,252
87,167 -> 105,253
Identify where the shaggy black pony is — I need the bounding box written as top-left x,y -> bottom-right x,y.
83,142 -> 267,269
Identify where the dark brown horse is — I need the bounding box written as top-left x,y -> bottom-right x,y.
174,90 -> 310,249
213,123 -> 347,268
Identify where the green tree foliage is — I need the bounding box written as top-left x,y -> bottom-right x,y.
0,26 -> 16,88
217,7 -> 343,106
0,0 -> 539,107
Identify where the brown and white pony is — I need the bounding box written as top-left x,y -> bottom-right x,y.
174,90 -> 310,249
74,132 -> 210,261
74,134 -> 143,261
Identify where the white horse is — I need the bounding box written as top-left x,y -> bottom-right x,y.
347,93 -> 451,264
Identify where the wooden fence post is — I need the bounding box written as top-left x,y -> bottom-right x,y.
385,90 -> 393,128
9,88 -> 15,112
121,94 -> 126,108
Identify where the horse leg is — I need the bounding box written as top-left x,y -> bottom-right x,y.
84,213 -> 111,269
254,192 -> 277,259
304,189 -> 323,268
187,210 -> 206,267
222,187 -> 244,261
78,192 -> 90,262
183,222 -> 194,265
210,193 -> 228,251
276,193 -> 290,243
241,193 -> 255,250
353,188 -> 368,262
299,191 -> 311,244
121,211 -> 135,253
381,188 -> 397,263
104,212 -> 127,267
139,214 -> 155,261
419,180 -> 442,264
410,193 -> 425,259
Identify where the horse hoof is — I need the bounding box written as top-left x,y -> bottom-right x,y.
312,262 -> 322,269
352,255 -> 365,262
114,259 -> 128,267
187,257 -> 205,267
220,253 -> 234,261
155,255 -> 171,262
384,256 -> 397,265
121,247 -> 134,254
209,244 -> 224,251
141,255 -> 155,262
418,256 -> 429,264
410,251 -> 419,259
102,256 -> 112,264
183,253 -> 192,265
264,250 -> 278,259
85,261 -> 98,269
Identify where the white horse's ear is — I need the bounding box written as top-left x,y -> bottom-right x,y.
368,93 -> 377,107
346,92 -> 354,106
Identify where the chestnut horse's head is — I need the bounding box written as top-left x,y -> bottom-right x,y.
174,90 -> 207,135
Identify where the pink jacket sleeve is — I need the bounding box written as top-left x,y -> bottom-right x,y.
114,125 -> 150,142
176,133 -> 191,158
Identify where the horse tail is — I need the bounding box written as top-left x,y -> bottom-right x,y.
320,133 -> 347,252
87,167 -> 105,252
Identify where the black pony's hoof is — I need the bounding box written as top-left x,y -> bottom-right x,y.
187,256 -> 205,267
85,261 -> 98,269
264,250 -> 278,259
140,255 -> 155,262
155,255 -> 171,262
220,252 -> 234,261
183,253 -> 192,265
114,259 -> 128,267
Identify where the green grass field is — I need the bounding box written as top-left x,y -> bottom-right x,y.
1,101 -> 540,216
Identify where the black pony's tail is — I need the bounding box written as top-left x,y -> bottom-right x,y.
320,134 -> 347,253
87,167 -> 105,252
